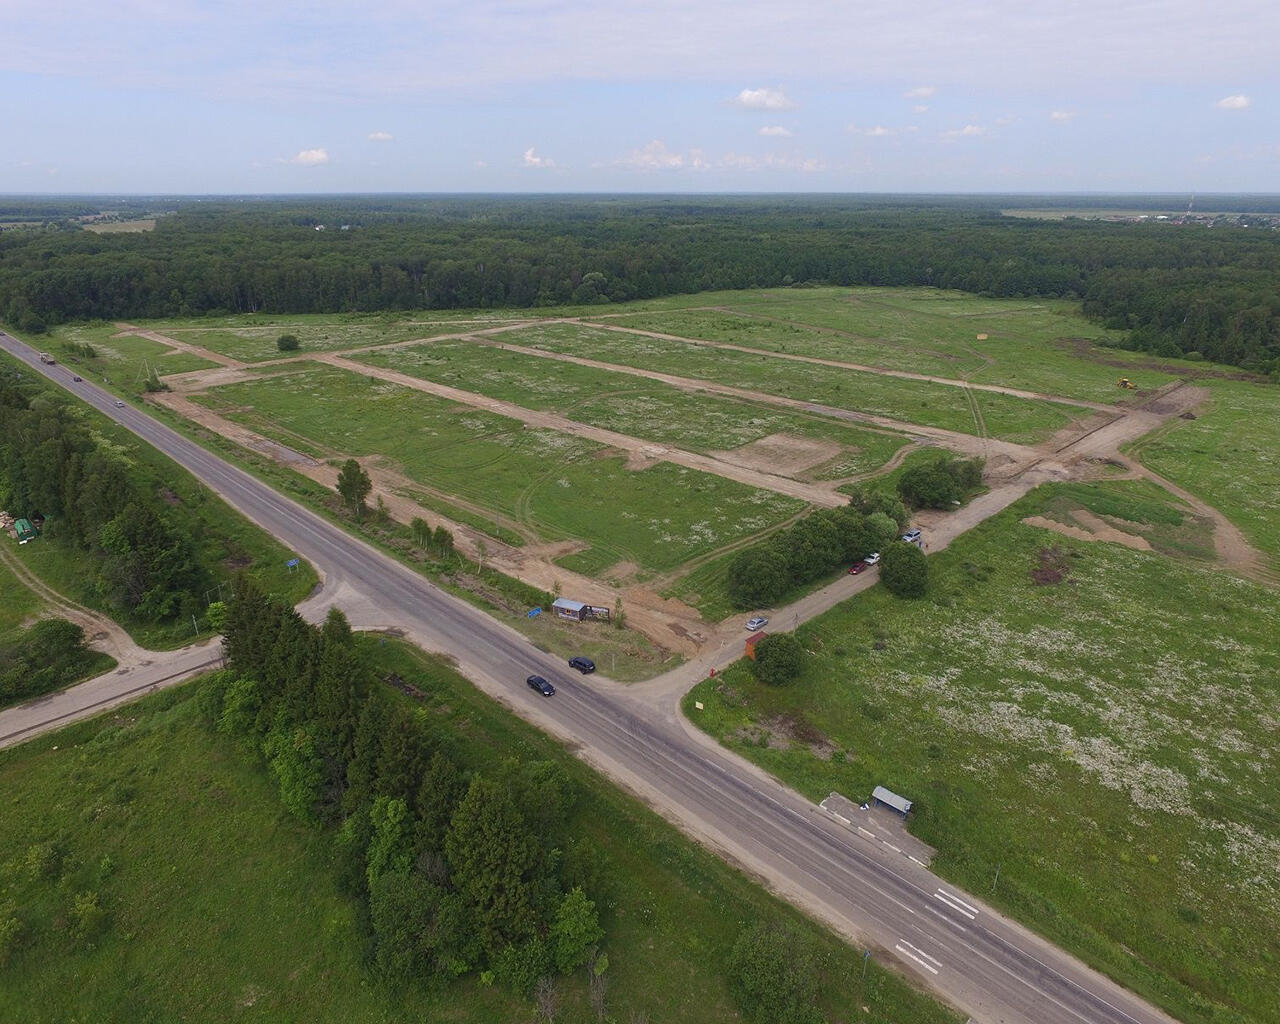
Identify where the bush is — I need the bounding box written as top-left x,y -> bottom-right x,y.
752,633 -> 804,686
726,544 -> 791,609
880,542 -> 928,598
277,333 -> 300,352
728,922 -> 823,1024
897,454 -> 984,510
0,911 -> 24,967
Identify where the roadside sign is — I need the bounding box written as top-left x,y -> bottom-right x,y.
527,607 -> 542,618
286,558 -> 299,572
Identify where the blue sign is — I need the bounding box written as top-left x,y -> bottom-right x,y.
527,607 -> 542,618
286,558 -> 299,568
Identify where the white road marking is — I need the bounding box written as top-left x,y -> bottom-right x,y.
884,842 -> 902,853
856,826 -> 875,838
937,889 -> 980,916
896,940 -> 941,975
909,855 -> 926,866
926,905 -> 968,932
934,890 -> 977,919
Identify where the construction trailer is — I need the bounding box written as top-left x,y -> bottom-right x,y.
15,518 -> 38,544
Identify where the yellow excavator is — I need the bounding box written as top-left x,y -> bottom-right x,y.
1118,378 -> 1138,390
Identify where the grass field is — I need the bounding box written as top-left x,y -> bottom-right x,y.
1129,380 -> 1280,568
356,339 -> 908,479
0,647 -> 958,1024
44,322 -> 219,387
163,321 -> 496,364
592,287 -> 1220,403
0,554 -> 44,638
683,483 -> 1280,1024
507,321 -> 1081,444
196,364 -> 805,576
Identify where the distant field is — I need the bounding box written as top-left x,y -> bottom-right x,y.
685,484 -> 1280,1024
356,339 -> 908,480
1129,380 -> 1280,568
598,288 -> 1189,403
507,321 -> 1080,444
83,218 -> 156,233
195,364 -> 805,576
0,651 -> 957,1024
161,320 -> 497,363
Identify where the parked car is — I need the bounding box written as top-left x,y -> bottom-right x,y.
848,561 -> 869,575
865,552 -> 881,565
568,656 -> 596,674
527,674 -> 555,696
746,616 -> 769,631
71,375 -> 83,382
901,528 -> 922,544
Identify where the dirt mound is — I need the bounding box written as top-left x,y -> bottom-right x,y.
709,432 -> 844,477
1030,545 -> 1076,585
1022,511 -> 1153,552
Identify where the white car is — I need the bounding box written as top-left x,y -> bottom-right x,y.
746,616 -> 769,631
865,552 -> 881,565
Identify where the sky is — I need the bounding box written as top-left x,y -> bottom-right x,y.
1,0 -> 1277,194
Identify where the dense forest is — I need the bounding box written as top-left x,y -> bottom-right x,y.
1,195 -> 1278,373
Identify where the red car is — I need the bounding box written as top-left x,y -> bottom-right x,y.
848,561 -> 869,575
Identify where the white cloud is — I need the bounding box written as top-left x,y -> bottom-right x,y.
289,148 -> 330,165
904,85 -> 937,99
865,125 -> 894,137
759,125 -> 792,137
621,139 -> 685,169
730,87 -> 796,110
367,130 -> 394,141
943,124 -> 984,138
721,151 -> 825,172
1049,110 -> 1077,121
913,104 -> 930,113
1216,94 -> 1250,109
522,146 -> 555,168
473,159 -> 488,168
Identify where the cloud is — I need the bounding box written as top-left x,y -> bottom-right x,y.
942,124 -> 984,138
865,125 -> 894,137
730,87 -> 796,110
913,104 -> 930,113
289,148 -> 330,165
721,151 -> 826,172
758,125 -> 792,137
904,86 -> 937,99
473,159 -> 488,168
1049,110 -> 1077,121
620,139 -> 685,170
367,130 -> 394,141
1216,94 -> 1250,109
522,147 -> 555,168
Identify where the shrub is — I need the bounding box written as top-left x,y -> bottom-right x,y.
728,922 -> 823,1024
752,633 -> 804,686
880,542 -> 928,598
897,454 -> 985,510
276,333 -> 300,351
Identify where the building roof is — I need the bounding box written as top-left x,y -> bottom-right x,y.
552,598 -> 588,612
872,785 -> 912,815
745,631 -> 766,643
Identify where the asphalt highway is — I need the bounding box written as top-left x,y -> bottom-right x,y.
0,332 -> 1180,1024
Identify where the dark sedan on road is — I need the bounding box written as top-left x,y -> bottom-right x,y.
848,560 -> 869,575
568,656 -> 595,674
527,674 -> 555,696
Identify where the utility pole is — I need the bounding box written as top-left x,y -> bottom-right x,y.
991,862 -> 1002,892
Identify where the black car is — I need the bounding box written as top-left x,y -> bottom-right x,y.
568,656 -> 596,674
527,674 -> 555,697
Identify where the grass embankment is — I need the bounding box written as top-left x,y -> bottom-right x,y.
194,363 -> 805,577
0,645 -> 959,1024
356,340 -> 907,480
44,322 -> 219,386
684,482 -> 1280,1024
1129,379 -> 1280,569
507,321 -> 1080,445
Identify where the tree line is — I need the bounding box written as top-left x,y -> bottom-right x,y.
1,197 -> 1277,374
0,372 -> 204,623
726,488 -> 910,609
202,579 -> 606,998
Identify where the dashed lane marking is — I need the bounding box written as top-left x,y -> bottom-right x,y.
895,940 -> 941,975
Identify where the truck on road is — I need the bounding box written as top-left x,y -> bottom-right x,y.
37,352 -> 55,364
